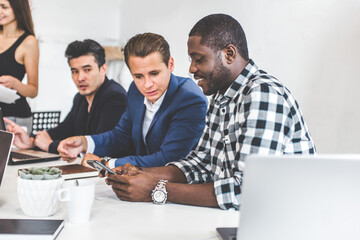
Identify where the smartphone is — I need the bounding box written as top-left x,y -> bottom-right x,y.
87,160 -> 117,175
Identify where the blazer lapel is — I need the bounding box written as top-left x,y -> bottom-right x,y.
133,94 -> 146,148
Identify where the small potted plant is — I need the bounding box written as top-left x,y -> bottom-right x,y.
17,167 -> 63,217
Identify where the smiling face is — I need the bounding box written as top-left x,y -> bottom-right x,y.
0,0 -> 15,27
128,52 -> 174,103
187,36 -> 232,96
69,54 -> 106,102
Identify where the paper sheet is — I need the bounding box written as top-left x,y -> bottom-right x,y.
0,85 -> 20,104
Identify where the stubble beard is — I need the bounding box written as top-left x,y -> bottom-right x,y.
203,58 -> 232,96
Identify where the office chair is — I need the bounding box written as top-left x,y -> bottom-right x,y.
31,111 -> 61,137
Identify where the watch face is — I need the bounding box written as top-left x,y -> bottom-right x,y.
154,190 -> 166,202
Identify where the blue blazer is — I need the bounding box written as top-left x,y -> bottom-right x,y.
91,74 -> 208,167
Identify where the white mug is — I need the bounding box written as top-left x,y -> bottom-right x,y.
58,179 -> 95,223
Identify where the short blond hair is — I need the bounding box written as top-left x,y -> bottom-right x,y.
124,32 -> 171,67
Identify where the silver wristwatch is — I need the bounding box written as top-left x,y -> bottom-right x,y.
151,180 -> 168,204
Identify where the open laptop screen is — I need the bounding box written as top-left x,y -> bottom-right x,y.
0,107 -> 6,131
0,130 -> 14,186
238,154 -> 360,240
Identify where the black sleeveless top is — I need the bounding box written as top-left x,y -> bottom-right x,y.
0,32 -> 32,118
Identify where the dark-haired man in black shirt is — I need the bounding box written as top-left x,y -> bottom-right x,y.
5,39 -> 127,154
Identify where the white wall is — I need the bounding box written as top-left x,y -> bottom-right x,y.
29,0 -> 121,120
30,0 -> 360,153
119,0 -> 360,153
238,0 -> 360,154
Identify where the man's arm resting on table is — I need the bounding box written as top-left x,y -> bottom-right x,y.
112,164 -> 219,207
144,165 -> 188,183
140,165 -> 219,208
166,181 -> 218,208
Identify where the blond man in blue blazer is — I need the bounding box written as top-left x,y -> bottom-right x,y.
58,33 -> 207,168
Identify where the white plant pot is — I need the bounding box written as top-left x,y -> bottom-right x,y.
17,176 -> 64,217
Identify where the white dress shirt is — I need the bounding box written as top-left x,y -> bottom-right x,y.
85,91 -> 167,168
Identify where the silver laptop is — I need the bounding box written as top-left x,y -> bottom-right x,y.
0,130 -> 13,187
236,154 -> 360,240
0,108 -> 60,165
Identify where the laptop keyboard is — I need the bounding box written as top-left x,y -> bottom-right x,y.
11,152 -> 38,160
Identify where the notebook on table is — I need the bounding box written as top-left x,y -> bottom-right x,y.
0,108 -> 60,165
54,164 -> 98,180
18,164 -> 99,180
228,154 -> 360,240
0,219 -> 64,240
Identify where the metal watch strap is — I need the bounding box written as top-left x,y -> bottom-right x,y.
155,180 -> 168,190
101,156 -> 111,166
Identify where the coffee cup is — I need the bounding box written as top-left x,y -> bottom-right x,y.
58,179 -> 95,223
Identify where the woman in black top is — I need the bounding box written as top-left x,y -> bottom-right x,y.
0,0 -> 39,133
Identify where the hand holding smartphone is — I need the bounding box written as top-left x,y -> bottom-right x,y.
87,160 -> 117,175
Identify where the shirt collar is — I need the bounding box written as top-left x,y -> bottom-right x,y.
143,90 -> 167,111
214,59 -> 258,104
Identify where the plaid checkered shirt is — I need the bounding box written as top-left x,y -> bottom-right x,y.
169,59 -> 316,210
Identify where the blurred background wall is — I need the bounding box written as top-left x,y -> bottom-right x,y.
30,0 -> 360,153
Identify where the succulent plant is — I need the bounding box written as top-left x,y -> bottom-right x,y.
19,167 -> 62,180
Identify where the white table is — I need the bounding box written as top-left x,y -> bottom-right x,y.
0,159 -> 238,240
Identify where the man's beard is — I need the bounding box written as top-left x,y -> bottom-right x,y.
203,57 -> 232,96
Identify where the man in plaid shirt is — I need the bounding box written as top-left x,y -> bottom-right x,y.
104,14 -> 316,210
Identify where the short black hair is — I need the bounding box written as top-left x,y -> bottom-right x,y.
189,14 -> 249,60
65,39 -> 105,67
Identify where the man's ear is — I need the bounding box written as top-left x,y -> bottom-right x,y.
223,44 -> 237,64
100,63 -> 108,73
168,57 -> 175,72
99,63 -> 108,83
